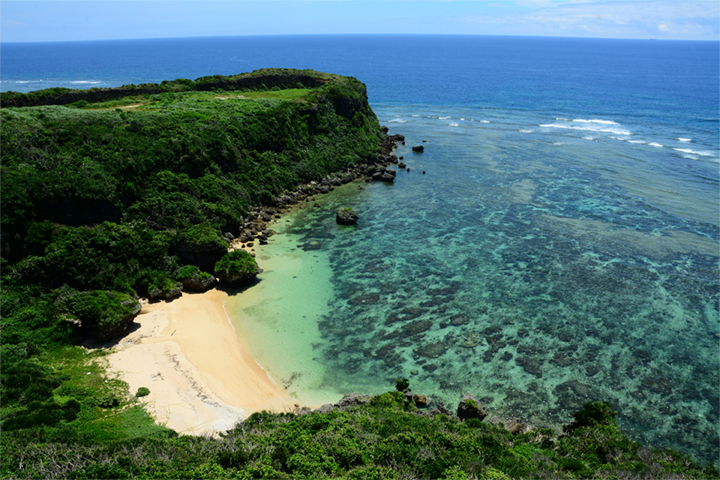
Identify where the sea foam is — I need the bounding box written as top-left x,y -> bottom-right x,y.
674,148 -> 715,157
572,118 -> 619,125
540,122 -> 631,135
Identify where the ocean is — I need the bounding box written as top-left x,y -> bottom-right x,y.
2,34 -> 718,466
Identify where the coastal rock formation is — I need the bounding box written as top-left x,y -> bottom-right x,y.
457,392 -> 488,421
336,393 -> 373,408
96,298 -> 142,341
506,417 -> 532,435
336,208 -> 359,225
412,145 -> 424,152
148,283 -> 183,300
413,394 -> 430,408
181,272 -> 218,292
214,250 -> 263,285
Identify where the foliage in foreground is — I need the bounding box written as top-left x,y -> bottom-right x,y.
1,389 -> 716,479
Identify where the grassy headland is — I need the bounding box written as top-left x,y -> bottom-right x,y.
1,69 -> 717,479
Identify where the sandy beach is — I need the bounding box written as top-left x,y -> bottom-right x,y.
106,288 -> 294,435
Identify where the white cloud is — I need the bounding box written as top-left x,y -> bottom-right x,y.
457,0 -> 719,39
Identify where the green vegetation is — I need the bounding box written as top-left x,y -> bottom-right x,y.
175,265 -> 213,283
1,69 -> 715,478
1,386 -> 716,479
136,387 -> 151,398
214,250 -> 260,284
1,69 -> 384,478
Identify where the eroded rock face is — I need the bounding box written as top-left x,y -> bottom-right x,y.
218,267 -> 262,285
506,418 -> 532,435
148,283 -> 183,300
457,392 -> 488,421
336,209 -> 359,225
335,393 -> 373,408
96,298 -> 142,341
413,394 -> 430,408
181,272 -> 218,291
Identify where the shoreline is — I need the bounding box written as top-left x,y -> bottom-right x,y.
107,131 -> 407,435
106,289 -> 294,435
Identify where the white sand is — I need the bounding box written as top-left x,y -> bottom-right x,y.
106,289 -> 294,435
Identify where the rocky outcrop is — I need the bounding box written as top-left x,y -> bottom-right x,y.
181,272 -> 218,291
506,418 -> 532,435
457,392 -> 488,421
336,393 -> 374,408
412,145 -> 424,152
98,298 -> 141,341
413,394 -> 430,408
336,208 -> 359,225
148,283 -> 183,300
215,250 -> 263,285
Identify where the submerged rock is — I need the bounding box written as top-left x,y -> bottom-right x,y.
401,319 -> 433,336
516,356 -> 543,377
460,333 -> 479,348
348,293 -> 380,306
415,341 -> 447,358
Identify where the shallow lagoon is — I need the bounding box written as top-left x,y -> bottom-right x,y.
231,106 -> 719,467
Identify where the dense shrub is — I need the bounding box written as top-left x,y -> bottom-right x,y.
59,290 -> 140,338
214,250 -> 261,284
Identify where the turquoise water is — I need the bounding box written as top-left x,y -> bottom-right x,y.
4,34 -> 718,466
235,105 -> 719,467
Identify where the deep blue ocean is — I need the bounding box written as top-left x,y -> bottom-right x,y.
2,35 -> 719,466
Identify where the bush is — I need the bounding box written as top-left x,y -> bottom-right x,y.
565,401 -> 617,431
175,265 -> 201,280
395,378 -> 410,392
214,250 -> 261,284
61,290 -> 141,339
136,387 -> 150,397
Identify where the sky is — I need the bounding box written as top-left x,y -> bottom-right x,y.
1,0 -> 718,43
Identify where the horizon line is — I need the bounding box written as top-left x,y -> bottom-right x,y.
3,32 -> 719,45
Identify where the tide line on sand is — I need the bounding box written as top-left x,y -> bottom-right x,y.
105,288 -> 294,436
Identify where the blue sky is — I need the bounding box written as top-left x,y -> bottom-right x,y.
2,1 -> 718,42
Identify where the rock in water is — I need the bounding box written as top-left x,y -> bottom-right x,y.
412,145 -> 424,152
457,392 -> 488,421
413,394 -> 430,408
336,208 -> 359,225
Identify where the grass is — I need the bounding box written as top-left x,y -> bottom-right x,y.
77,88 -> 313,112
